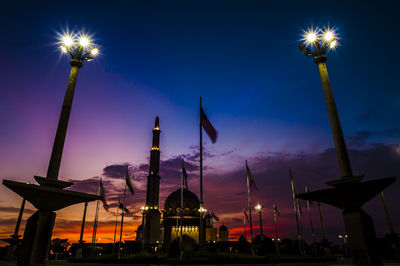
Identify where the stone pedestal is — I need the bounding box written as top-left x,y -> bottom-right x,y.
18,211 -> 56,266
2,179 -> 99,265
343,208 -> 381,264
297,176 -> 395,265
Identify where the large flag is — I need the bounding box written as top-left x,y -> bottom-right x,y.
246,162 -> 257,191
200,107 -> 218,143
211,212 -> 220,221
182,159 -> 188,189
243,210 -> 250,223
118,200 -> 129,213
125,167 -> 134,195
99,180 -> 109,211
273,204 -> 281,217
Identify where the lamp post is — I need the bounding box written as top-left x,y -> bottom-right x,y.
296,26 -> 396,265
46,33 -> 99,181
255,203 -> 263,241
199,206 -> 207,244
298,28 -> 353,180
2,30 -> 100,265
338,234 -> 348,257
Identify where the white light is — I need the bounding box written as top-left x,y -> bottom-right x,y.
62,36 -> 73,47
324,31 -> 334,41
60,46 -> 67,53
330,40 -> 338,49
90,48 -> 99,56
79,37 -> 90,47
307,32 -> 317,43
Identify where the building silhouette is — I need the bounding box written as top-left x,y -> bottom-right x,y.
136,117 -> 226,249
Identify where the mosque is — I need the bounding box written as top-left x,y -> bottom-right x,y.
135,117 -> 229,249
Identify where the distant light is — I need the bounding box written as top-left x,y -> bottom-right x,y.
79,37 -> 90,47
324,31 -> 334,41
255,203 -> 262,211
62,35 -> 74,47
307,32 -> 317,43
90,48 -> 99,55
330,40 -> 338,49
60,46 -> 67,53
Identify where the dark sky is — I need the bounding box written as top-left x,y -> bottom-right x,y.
1,0 -> 399,244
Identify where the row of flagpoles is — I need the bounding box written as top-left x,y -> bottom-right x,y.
242,163 -> 330,257
86,167 -> 134,257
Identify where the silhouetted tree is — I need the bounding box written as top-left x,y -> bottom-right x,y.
49,238 -> 70,260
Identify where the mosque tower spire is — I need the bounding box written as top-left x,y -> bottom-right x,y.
143,116 -> 161,244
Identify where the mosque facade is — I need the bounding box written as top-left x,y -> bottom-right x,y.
136,117 -> 228,248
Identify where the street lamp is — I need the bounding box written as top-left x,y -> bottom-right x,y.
45,32 -> 99,181
338,234 -> 348,256
255,203 -> 264,240
2,30 -> 101,265
297,26 -> 396,264
298,27 -> 353,181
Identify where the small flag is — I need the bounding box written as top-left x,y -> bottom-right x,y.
99,180 -> 109,211
125,167 -> 134,195
200,107 -> 218,143
273,204 -> 281,217
246,162 -> 257,191
118,200 -> 130,213
182,159 -> 188,189
243,210 -> 249,223
211,212 -> 220,221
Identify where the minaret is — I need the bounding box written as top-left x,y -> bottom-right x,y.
143,116 -> 161,244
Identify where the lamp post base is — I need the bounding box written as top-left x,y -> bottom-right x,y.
343,208 -> 381,264
2,179 -> 100,265
297,176 -> 395,265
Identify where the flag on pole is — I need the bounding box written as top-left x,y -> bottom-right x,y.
125,167 -> 134,195
211,212 -> 220,221
273,204 -> 281,217
99,180 -> 109,211
246,162 -> 257,191
200,107 -> 218,143
243,210 -> 250,223
182,159 -> 188,189
118,200 -> 130,213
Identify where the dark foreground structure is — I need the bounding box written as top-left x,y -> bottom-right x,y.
297,29 -> 396,265
2,36 -> 100,265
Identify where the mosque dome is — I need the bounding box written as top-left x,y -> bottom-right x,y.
219,224 -> 228,231
164,188 -> 200,210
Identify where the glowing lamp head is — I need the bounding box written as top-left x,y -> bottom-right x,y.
62,35 -> 73,47
255,203 -> 263,211
79,37 -> 90,47
329,40 -> 338,49
306,32 -> 317,43
90,47 -> 99,56
324,31 -> 334,41
60,46 -> 67,53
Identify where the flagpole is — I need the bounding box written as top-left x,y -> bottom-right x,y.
289,170 -> 304,257
118,185 -> 127,259
79,202 -> 88,243
243,209 -> 247,239
112,206 -> 119,256
273,206 -> 280,256
246,160 -> 254,254
199,96 -> 205,246
318,202 -> 327,240
297,200 -> 305,254
180,159 -> 184,260
91,184 -> 100,257
305,186 -> 316,244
